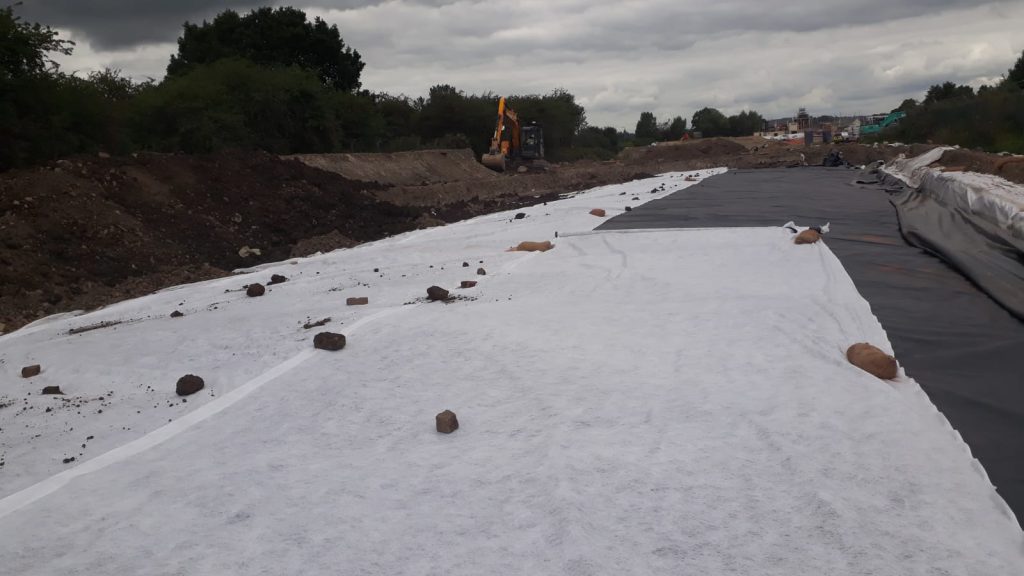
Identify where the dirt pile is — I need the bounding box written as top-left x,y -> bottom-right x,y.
0,149 -> 590,332
287,149 -> 498,186
624,138 -> 1024,184
619,137 -> 749,164
620,137 -> 913,171
3,139 -> 1020,333
920,147 -> 1024,184
0,151 -> 424,330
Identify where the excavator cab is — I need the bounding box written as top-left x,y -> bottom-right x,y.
520,124 -> 544,160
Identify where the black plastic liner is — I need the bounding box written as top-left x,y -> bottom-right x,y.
599,167 -> 1024,524
883,174 -> 1024,320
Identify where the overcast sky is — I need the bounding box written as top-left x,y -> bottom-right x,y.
20,0 -> 1024,129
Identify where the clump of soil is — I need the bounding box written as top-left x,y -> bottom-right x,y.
246,283 -> 266,297
175,375 -> 205,396
313,332 -> 346,351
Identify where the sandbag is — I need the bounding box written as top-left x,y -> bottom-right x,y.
509,241 -> 554,252
794,229 -> 821,244
846,343 -> 898,380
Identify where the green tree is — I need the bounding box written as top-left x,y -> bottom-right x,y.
635,111 -> 658,140
373,93 -> 417,138
691,107 -> 729,137
1002,49 -> 1024,91
131,59 -> 347,154
893,98 -> 918,113
883,87 -> 1024,153
726,110 -> 763,136
86,68 -> 151,102
573,126 -> 619,153
416,84 -> 494,155
167,7 -> 364,92
664,116 -> 687,140
1,7 -> 130,169
601,127 -> 620,149
509,89 -> 586,157
0,5 -> 73,80
414,86 -> 586,159
923,81 -> 975,105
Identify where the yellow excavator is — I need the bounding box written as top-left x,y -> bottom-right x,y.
481,97 -> 545,172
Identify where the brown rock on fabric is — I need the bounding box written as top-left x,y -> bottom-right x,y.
427,286 -> 449,301
267,274 -> 288,285
41,385 -> 63,395
846,343 -> 899,380
460,280 -> 477,288
477,268 -> 486,276
176,374 -> 205,396
314,332 -> 347,351
436,410 -> 459,434
589,208 -> 607,217
246,283 -> 266,297
21,364 -> 41,378
794,229 -> 821,245
170,310 -> 184,318
511,241 -> 554,252
346,297 -> 369,306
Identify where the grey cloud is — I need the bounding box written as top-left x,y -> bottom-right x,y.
34,0 -> 1024,127
18,0 -> 997,51
16,0 -> 260,48
14,0 -> 463,49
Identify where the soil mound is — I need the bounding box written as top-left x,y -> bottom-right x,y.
619,138 -> 749,164
3,140 -> 1018,333
0,151 -> 420,330
287,149 -> 498,186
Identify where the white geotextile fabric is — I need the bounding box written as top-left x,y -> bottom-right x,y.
2,169 -> 1021,575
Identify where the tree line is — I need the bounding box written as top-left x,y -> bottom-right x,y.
11,4 -> 1014,171
878,52 -> 1024,153
631,108 -> 765,144
0,4 -> 783,172
0,6 -> 611,171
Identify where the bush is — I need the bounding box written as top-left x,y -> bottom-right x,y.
416,85 -> 494,156
883,88 -> 1024,153
167,7 -> 364,92
0,74 -> 127,170
128,59 -> 345,154
509,89 -> 586,157
0,6 -> 128,169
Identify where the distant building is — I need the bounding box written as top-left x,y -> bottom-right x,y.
796,108 -> 810,130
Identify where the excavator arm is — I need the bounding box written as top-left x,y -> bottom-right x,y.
482,97 -> 521,172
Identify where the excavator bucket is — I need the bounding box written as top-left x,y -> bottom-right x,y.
481,153 -> 506,172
